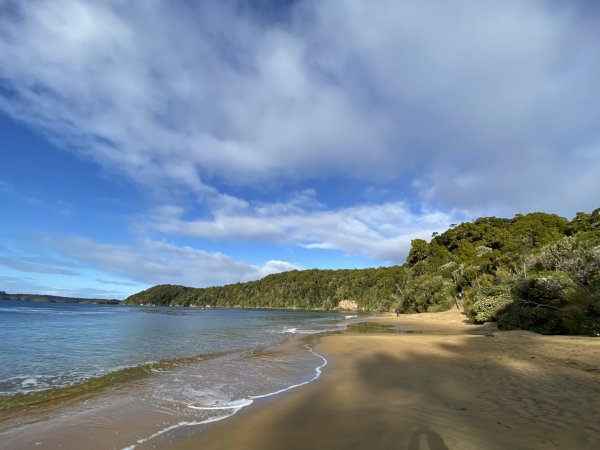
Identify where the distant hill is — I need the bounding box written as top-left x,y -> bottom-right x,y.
124,209 -> 600,335
124,266 -> 406,311
0,291 -> 121,305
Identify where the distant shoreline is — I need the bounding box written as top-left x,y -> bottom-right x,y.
0,292 -> 121,305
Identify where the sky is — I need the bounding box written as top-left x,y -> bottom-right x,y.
1,0 -> 599,299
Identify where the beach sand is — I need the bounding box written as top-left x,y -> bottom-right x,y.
171,309 -> 600,450
2,309 -> 599,449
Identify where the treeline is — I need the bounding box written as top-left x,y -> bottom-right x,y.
124,209 -> 600,335
0,291 -> 121,305
124,266 -> 409,312
407,209 -> 600,335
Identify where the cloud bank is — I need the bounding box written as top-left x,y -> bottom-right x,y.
1,0 -> 599,290
43,236 -> 301,287
1,0 -> 598,213
145,198 -> 457,262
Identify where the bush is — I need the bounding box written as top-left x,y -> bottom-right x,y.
400,274 -> 453,313
561,287 -> 600,335
534,237 -> 600,284
497,273 -> 600,335
512,271 -> 576,309
464,283 -> 512,323
426,301 -> 453,313
497,304 -> 566,334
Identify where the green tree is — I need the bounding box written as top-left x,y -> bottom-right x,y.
407,239 -> 429,265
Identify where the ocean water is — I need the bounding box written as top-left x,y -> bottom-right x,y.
0,300 -> 361,448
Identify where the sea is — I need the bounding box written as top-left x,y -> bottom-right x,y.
0,300 -> 363,448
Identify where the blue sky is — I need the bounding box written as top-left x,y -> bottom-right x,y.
1,0 -> 599,299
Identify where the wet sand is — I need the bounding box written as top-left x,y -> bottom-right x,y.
171,309 -> 600,450
0,337 -> 318,450
2,309 -> 599,449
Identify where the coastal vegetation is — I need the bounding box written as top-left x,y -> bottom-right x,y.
124,209 -> 600,335
0,291 -> 120,305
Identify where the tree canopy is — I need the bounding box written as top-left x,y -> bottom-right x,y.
124,209 -> 600,335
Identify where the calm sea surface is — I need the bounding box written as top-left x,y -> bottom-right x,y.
0,300 -> 365,448
0,300 -> 358,397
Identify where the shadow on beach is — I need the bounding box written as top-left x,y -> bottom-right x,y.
171,327 -> 600,450
4,309 -> 598,450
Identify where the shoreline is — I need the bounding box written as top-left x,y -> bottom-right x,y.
2,309 -> 599,449
0,332 -> 330,450
0,350 -> 235,422
171,309 -> 600,450
1,303 -> 356,449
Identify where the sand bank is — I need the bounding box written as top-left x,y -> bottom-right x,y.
172,309 -> 600,450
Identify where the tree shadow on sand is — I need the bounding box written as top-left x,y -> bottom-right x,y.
173,331 -> 600,450
274,334 -> 597,449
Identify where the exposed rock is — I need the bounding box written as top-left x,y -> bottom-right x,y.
337,299 -> 359,311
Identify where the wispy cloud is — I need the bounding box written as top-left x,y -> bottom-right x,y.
44,236 -> 300,288
95,278 -> 142,287
0,256 -> 78,275
143,198 -> 462,263
0,0 -> 598,296
0,1 -> 598,215
0,275 -> 125,299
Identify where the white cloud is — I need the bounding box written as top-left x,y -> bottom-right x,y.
0,0 -> 598,215
0,256 -> 78,275
43,236 -> 300,288
0,274 -> 127,299
417,140 -> 600,213
257,260 -> 302,278
143,199 -> 462,263
0,244 -> 81,276
95,278 -> 142,287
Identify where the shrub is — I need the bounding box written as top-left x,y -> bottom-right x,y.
512,271 -> 575,309
497,272 -> 600,335
464,283 -> 512,323
535,237 -> 600,284
400,274 -> 453,313
561,286 -> 600,335
497,304 -> 566,334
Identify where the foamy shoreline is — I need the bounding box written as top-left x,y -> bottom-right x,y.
0,328 -> 337,449
121,341 -> 329,450
3,309 -> 599,449
170,309 -> 600,450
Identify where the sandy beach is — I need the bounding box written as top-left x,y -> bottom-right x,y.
1,309 -> 599,449
171,309 -> 600,450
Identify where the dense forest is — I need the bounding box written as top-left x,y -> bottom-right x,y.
124,209 -> 600,335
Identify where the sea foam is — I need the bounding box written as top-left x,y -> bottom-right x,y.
121,345 -> 328,450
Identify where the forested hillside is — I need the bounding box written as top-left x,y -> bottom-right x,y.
125,209 -> 600,335
0,291 -> 120,304
124,266 -> 408,312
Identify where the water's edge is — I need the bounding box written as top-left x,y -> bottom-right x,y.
122,336 -> 328,450
0,350 -> 233,420
0,308 -> 369,449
